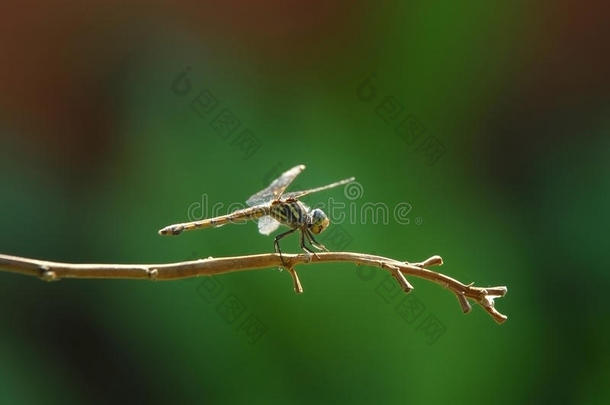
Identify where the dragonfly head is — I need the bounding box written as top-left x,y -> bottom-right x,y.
308,208 -> 330,234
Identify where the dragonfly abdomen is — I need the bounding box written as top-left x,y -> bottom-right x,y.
159,206 -> 269,235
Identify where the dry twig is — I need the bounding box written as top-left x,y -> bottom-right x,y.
0,251 -> 507,323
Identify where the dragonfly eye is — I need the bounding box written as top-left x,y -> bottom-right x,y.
309,209 -> 330,234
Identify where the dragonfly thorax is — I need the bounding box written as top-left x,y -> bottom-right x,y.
268,201 -> 330,234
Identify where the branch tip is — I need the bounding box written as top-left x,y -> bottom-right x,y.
455,292 -> 472,313
409,255 -> 443,268
423,255 -> 443,267
287,267 -> 303,294
380,262 -> 414,293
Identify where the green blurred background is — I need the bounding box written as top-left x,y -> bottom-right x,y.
1,1 -> 608,404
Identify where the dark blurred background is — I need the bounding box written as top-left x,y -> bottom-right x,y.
1,1 -> 608,404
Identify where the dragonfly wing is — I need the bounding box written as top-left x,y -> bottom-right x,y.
246,164 -> 306,206
282,177 -> 355,200
257,215 -> 281,235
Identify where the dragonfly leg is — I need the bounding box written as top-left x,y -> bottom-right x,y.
274,227 -> 298,266
300,230 -> 319,260
306,230 -> 329,252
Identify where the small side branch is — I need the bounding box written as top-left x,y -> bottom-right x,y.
0,252 -> 507,323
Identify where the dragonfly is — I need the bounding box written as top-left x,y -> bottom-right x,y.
158,164 -> 354,263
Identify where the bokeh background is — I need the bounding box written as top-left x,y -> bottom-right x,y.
1,1 -> 608,404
